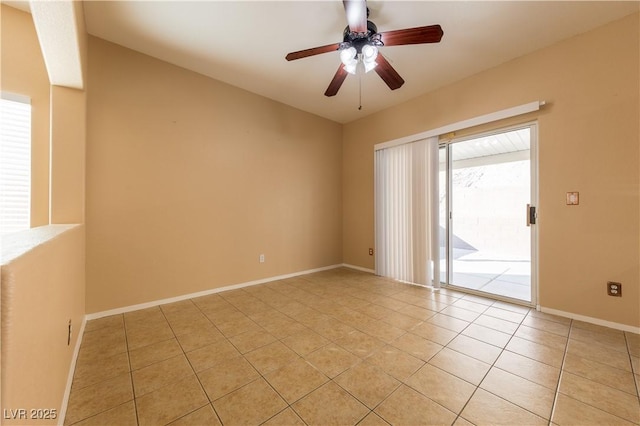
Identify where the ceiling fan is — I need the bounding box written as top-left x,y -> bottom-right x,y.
285,0 -> 444,97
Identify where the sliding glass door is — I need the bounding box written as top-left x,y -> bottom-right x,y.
440,124 -> 537,304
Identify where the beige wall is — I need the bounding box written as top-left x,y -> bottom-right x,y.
343,13 -> 639,327
85,37 -> 343,313
1,5 -> 50,227
1,4 -> 87,422
50,85 -> 86,224
1,226 -> 86,425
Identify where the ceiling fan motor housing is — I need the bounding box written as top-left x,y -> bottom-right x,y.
341,20 -> 382,53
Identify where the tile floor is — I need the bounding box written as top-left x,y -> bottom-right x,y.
65,268 -> 640,425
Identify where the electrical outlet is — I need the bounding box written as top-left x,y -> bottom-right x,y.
607,281 -> 622,297
259,254 -> 265,263
369,248 -> 374,256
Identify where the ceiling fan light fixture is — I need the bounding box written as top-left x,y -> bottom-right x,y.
362,44 -> 378,62
344,62 -> 358,75
364,60 -> 377,73
340,46 -> 357,66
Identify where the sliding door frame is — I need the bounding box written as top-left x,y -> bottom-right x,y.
440,121 -> 539,307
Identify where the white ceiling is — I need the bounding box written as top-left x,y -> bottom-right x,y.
27,1 -> 640,123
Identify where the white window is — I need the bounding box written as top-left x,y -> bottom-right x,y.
0,93 -> 31,235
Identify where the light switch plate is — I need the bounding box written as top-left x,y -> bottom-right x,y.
566,192 -> 579,205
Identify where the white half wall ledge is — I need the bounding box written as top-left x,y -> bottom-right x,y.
29,0 -> 84,89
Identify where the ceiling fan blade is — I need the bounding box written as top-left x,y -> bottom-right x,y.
343,0 -> 367,33
379,25 -> 444,46
374,53 -> 405,90
325,65 -> 349,97
286,43 -> 341,61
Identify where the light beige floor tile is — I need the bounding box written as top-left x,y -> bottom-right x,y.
185,339 -> 240,372
571,320 -> 625,336
77,329 -> 127,363
129,338 -> 182,371
453,416 -> 475,426
265,358 -> 329,404
245,341 -> 300,374
406,364 -> 475,413
527,310 -> 572,324
427,313 -> 470,333
506,336 -> 565,368
632,355 -> 640,375
552,393 -> 635,426
398,304 -> 436,321
168,405 -> 221,426
262,408 -> 306,425
558,371 -> 640,423
292,381 -> 369,426
570,326 -> 628,353
124,307 -> 166,326
65,373 -> 133,425
428,347 -> 491,386
462,323 -> 512,348
335,362 -> 400,409
452,299 -> 490,314
473,314 -> 519,334
213,378 -> 287,425
566,338 -> 631,371
216,315 -> 262,338
175,324 -> 225,352
522,315 -> 570,336
282,329 -> 330,356
480,367 -> 555,419
165,313 -> 211,336
136,375 -> 208,426
358,412 -> 391,425
374,384 -> 457,425
447,334 -> 502,364
440,306 -> 481,322
460,294 -> 495,306
410,322 -> 458,346
203,306 -> 246,325
461,388 -> 547,425
84,315 -> 124,333
228,328 -> 277,354
312,320 -> 358,341
514,324 -> 568,351
380,311 -> 423,330
197,356 -> 260,401
359,320 -> 406,343
262,318 -> 308,340
72,351 -> 130,390
131,354 -> 193,397
390,333 -> 443,361
72,400 -> 136,426
494,350 -> 560,389
563,353 -> 637,395
335,330 -> 386,358
305,344 -> 360,378
491,301 -> 530,315
626,332 -> 640,357
126,324 -> 175,351
484,306 -> 526,323
365,345 -> 425,381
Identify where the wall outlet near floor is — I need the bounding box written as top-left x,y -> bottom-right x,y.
369,248 -> 374,256
607,281 -> 622,297
259,254 -> 265,263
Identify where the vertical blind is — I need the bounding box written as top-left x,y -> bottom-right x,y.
0,95 -> 31,235
375,137 -> 440,287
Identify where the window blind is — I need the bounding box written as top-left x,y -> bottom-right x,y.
1,94 -> 32,235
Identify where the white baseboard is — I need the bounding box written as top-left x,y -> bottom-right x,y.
540,306 -> 640,334
342,263 -> 375,274
58,315 -> 86,426
85,264 -> 345,320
